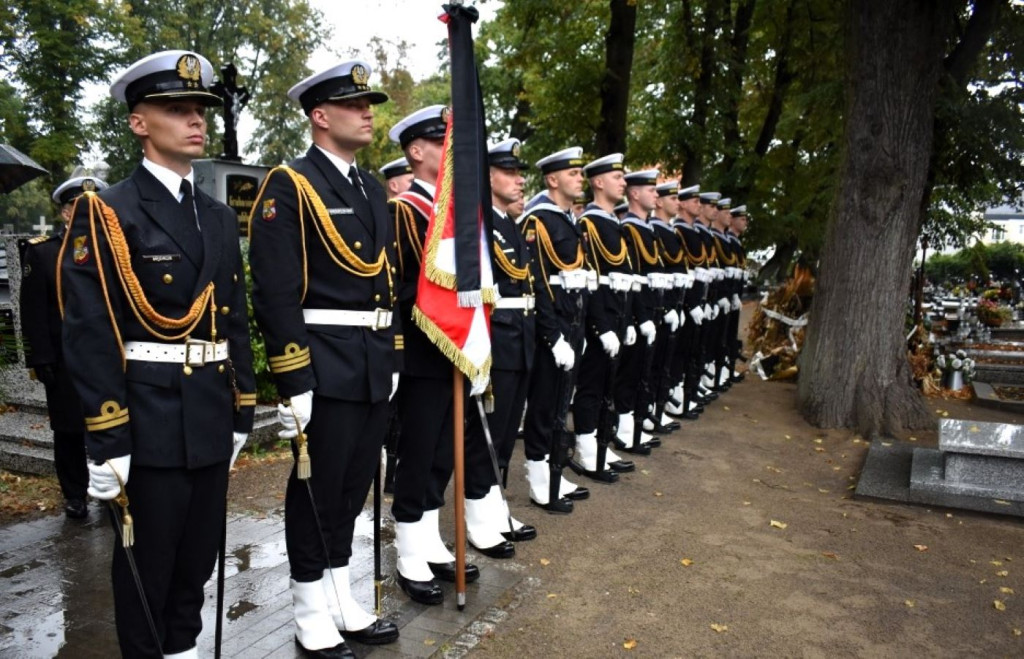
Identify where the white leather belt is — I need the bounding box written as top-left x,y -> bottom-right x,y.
494,296 -> 535,310
303,308 -> 393,329
694,267 -> 710,283
549,270 -> 589,290
648,272 -> 673,290
125,339 -> 229,366
599,273 -> 634,292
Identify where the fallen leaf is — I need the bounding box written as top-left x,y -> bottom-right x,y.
946,513 -> 953,518
994,500 -> 1011,506
818,488 -> 830,493
770,520 -> 788,529
969,426 -> 980,432
881,442 -> 893,447
813,438 -> 823,444
742,501 -> 752,506
992,561 -> 1004,566
540,558 -> 551,566
766,465 -> 782,473
623,639 -> 638,650
654,491 -> 663,497
908,437 -> 918,442
995,600 -> 1006,611
822,552 -> 839,560
784,434 -> 791,440
815,447 -> 826,453
1014,628 -> 1022,636
710,623 -> 728,633
640,469 -> 650,475
547,593 -> 558,599
1001,587 -> 1015,595
723,406 -> 730,411
681,558 -> 694,567
998,570 -> 1010,577
981,579 -> 988,584
943,412 -> 950,417
832,466 -> 842,471
905,599 -> 915,608
424,638 -> 436,646
913,545 -> 929,552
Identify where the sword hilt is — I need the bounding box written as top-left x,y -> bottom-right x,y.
110,461 -> 133,548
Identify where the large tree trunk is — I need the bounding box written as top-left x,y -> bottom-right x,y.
798,0 -> 955,437
594,0 -> 637,156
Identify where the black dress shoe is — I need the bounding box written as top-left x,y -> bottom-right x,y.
679,410 -> 701,420
613,439 -> 651,456
64,499 -> 88,520
608,459 -> 635,473
501,524 -> 537,542
294,637 -> 355,658
341,619 -> 399,645
568,459 -> 619,484
471,540 -> 516,559
730,373 -> 745,383
563,485 -> 589,500
661,419 -> 681,431
644,437 -> 661,448
530,497 -> 574,514
396,573 -> 444,605
428,561 -> 480,583
644,418 -> 674,434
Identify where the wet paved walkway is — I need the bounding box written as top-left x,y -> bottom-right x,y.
0,504 -> 528,658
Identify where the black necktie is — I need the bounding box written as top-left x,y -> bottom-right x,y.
348,166 -> 366,199
180,179 -> 199,230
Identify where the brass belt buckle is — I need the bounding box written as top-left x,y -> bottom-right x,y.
184,338 -> 208,367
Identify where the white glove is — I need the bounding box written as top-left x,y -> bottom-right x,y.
732,294 -> 742,312
678,309 -> 686,328
704,303 -> 714,319
624,325 -> 637,346
663,309 -> 679,332
551,336 -> 575,371
689,306 -> 704,325
717,297 -> 730,313
230,432 -> 248,470
599,331 -> 620,358
390,373 -> 400,401
470,375 -> 489,397
87,454 -> 131,500
278,390 -> 313,440
639,320 -> 657,345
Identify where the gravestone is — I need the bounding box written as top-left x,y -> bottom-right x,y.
911,419 -> 1024,502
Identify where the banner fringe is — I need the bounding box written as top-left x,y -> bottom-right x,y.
412,306 -> 492,382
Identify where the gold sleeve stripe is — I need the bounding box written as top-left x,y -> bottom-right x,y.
395,335 -> 405,349
269,343 -> 312,373
238,393 -> 257,407
85,400 -> 129,432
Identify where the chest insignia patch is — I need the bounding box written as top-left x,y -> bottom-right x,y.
73,236 -> 90,265
262,199 -> 277,222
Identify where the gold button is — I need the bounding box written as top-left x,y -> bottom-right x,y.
233,273 -> 238,283
183,365 -> 193,376
162,274 -> 173,284
393,241 -> 397,248
220,306 -> 230,315
374,293 -> 381,302
218,364 -> 225,373
354,241 -> 362,250
523,309 -> 529,316
391,266 -> 396,273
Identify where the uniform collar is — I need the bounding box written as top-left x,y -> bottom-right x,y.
313,144 -> 358,179
142,157 -> 193,200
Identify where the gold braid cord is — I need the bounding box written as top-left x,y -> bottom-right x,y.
59,194 -> 217,364
491,240 -> 529,281
681,231 -> 710,268
657,235 -> 686,266
255,167 -> 393,302
625,225 -> 660,268
391,199 -> 424,275
581,218 -> 627,276
532,217 -> 584,270
714,235 -> 738,266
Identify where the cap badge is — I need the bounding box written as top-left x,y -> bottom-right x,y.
351,64 -> 369,86
440,106 -> 451,123
511,141 -> 521,157
82,179 -> 96,192
176,54 -> 202,89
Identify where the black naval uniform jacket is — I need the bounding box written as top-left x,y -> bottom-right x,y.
249,146 -> 398,402
621,213 -> 663,328
491,208 -> 535,372
20,231 -> 84,433
60,166 -> 256,468
652,218 -> 687,315
579,204 -> 631,338
391,180 -> 450,379
675,220 -> 709,309
520,196 -> 588,350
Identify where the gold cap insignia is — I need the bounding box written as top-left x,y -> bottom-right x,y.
82,179 -> 96,192
351,64 -> 369,86
440,106 -> 451,123
511,141 -> 521,158
176,54 -> 202,89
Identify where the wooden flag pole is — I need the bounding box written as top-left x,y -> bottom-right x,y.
453,367 -> 467,610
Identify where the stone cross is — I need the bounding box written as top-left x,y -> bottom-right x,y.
32,215 -> 49,235
210,63 -> 250,162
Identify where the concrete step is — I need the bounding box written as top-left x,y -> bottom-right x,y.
0,441 -> 54,475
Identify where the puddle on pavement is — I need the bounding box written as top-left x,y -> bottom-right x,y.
227,599 -> 258,621
227,537 -> 287,578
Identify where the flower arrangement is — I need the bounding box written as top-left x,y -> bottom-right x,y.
935,349 -> 975,390
977,297 -> 1012,327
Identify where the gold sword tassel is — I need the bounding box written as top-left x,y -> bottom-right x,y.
110,462 -> 133,548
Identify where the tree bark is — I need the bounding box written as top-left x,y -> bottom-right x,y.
595,0 -> 638,156
681,0 -> 724,185
798,0 -> 956,437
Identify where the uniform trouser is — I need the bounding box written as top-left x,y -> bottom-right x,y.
670,307 -> 694,386
53,430 -> 87,501
614,319 -> 658,414
677,317 -> 701,401
393,375 -> 454,523
286,396 -> 388,582
524,348 -> 573,462
111,462 -> 228,658
465,368 -> 529,499
652,324 -> 677,411
727,307 -> 742,370
572,332 -> 613,435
